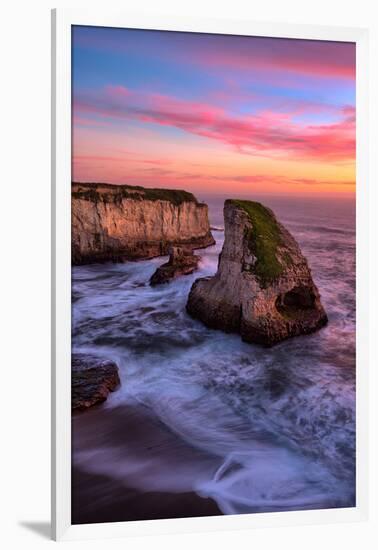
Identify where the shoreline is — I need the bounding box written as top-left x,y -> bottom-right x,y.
72,466 -> 221,524
72,400 -> 223,524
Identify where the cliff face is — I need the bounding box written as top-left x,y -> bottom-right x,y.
187,200 -> 327,346
72,183 -> 215,265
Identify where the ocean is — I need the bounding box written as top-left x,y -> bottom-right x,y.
72,194 -> 356,518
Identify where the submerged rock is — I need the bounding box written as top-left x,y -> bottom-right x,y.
150,246 -> 199,286
72,182 -> 215,265
186,199 -> 327,346
72,354 -> 120,411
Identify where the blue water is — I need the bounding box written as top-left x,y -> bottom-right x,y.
72,194 -> 355,515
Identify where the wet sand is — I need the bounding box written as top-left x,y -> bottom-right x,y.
72,467 -> 221,524
72,400 -> 222,524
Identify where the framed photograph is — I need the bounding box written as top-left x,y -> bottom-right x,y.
51,8 -> 369,541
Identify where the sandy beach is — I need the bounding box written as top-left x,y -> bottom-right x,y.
72,401 -> 222,524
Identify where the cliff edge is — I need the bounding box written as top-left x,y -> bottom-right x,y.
186,199 -> 327,346
72,182 -> 215,265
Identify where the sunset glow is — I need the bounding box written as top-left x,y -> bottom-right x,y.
72,26 -> 356,196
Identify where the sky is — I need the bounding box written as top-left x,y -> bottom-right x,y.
72,25 -> 356,196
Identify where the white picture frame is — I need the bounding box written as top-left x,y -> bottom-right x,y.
51,8 -> 369,541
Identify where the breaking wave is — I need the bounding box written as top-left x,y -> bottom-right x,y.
72,195 -> 355,514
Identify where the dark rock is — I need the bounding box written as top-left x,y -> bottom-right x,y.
150,247 -> 200,286
187,200 -> 327,346
72,353 -> 120,411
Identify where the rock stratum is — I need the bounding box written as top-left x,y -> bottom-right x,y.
72,353 -> 120,411
187,199 -> 327,346
72,182 -> 215,265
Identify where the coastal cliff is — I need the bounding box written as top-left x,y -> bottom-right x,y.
72,182 -> 215,265
187,199 -> 327,346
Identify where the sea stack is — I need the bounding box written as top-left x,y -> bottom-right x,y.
72,182 -> 215,265
186,200 -> 327,346
150,246 -> 200,286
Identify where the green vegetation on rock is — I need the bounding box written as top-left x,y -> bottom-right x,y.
72,182 -> 199,206
228,199 -> 291,285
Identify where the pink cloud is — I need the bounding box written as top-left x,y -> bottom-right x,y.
74,29 -> 355,81
177,37 -> 355,82
74,85 -> 355,162
197,46 -> 355,81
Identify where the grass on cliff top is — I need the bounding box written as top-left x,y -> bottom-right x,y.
228,199 -> 289,285
72,182 -> 199,206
